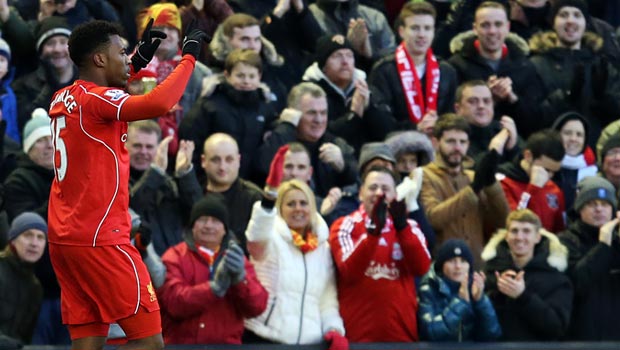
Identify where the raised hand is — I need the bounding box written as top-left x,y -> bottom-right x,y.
182,19 -> 208,60
132,18 -> 167,72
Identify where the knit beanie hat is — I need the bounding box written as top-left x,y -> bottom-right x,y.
600,133 -> 620,160
0,37 -> 11,62
358,142 -> 396,172
315,34 -> 354,70
434,239 -> 474,275
139,3 -> 182,38
35,16 -> 71,54
574,176 -> 617,212
190,195 -> 229,229
8,212 -> 48,241
23,108 -> 52,153
551,0 -> 590,22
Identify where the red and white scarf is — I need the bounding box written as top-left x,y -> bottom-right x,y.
395,43 -> 440,124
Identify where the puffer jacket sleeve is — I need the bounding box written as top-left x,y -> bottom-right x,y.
228,257 -> 269,318
472,294 -> 502,341
318,245 -> 345,335
245,201 -> 277,261
159,247 -> 227,319
418,277 -> 474,341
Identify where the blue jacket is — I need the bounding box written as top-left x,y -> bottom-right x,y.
417,264 -> 501,341
1,67 -> 19,143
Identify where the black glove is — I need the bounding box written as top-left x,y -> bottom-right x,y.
210,258 -> 231,297
388,199 -> 408,231
134,222 -> 152,253
368,194 -> 387,236
592,58 -> 609,99
471,149 -> 499,193
131,18 -> 167,72
224,241 -> 246,285
569,63 -> 585,100
182,20 -> 208,60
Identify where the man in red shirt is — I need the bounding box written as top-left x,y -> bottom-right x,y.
47,20 -> 206,349
329,166 -> 431,342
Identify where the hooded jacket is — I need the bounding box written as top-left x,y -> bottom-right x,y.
482,228 -> 573,340
528,31 -> 620,146
159,231 -> 268,344
244,201 -> 345,344
498,159 -> 566,233
448,30 -> 540,132
559,219 -> 620,340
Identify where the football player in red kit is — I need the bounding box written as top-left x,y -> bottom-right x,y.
47,20 -> 206,350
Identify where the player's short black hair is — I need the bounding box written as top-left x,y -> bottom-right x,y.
69,20 -> 124,69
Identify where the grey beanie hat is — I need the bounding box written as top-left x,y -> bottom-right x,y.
574,176 -> 617,212
8,212 -> 48,241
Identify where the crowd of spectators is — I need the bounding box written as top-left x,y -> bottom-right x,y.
1,0 -> 620,348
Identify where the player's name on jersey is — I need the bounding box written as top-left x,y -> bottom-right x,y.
51,89 -> 77,113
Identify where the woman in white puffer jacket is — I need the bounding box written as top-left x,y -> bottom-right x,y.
244,179 -> 347,348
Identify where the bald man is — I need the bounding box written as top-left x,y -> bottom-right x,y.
188,133 -> 262,251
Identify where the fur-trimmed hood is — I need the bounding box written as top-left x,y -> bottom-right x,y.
209,25 -> 284,67
384,130 -> 435,167
449,30 -> 530,56
529,31 -> 603,55
302,62 -> 366,99
481,228 -> 568,272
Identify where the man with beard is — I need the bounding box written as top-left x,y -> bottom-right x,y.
420,113 -> 509,268
12,16 -> 76,133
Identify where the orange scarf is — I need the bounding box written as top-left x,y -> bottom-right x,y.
197,245 -> 219,266
291,229 -> 318,254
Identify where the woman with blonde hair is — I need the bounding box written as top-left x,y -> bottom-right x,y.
244,179 -> 348,349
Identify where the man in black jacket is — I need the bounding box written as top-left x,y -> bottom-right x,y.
559,176 -> 620,340
258,82 -> 358,197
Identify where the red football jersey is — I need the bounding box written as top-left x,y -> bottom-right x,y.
47,56 -> 195,246
48,81 -> 133,246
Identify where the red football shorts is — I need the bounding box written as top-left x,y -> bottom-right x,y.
49,243 -> 161,338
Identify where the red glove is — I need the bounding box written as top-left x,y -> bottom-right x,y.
324,330 -> 348,350
266,145 -> 289,189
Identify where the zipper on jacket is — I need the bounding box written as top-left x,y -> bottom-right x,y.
263,296 -> 277,326
296,254 -> 309,344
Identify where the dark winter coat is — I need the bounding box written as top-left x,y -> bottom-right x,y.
528,31 -> 620,147
129,166 -> 197,257
448,31 -> 541,137
2,153 -> 53,221
417,263 -> 502,341
368,53 -> 457,133
0,251 -> 43,344
558,219 -> 620,340
179,82 -> 277,183
302,63 -> 391,155
257,121 -> 358,198
482,229 -> 573,341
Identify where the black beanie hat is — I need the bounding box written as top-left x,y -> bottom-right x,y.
315,34 -> 354,70
551,0 -> 590,22
601,133 -> 620,160
35,16 -> 71,54
434,239 -> 474,275
190,194 -> 229,229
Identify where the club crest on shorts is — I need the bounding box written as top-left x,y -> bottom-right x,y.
147,282 -> 157,302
